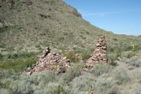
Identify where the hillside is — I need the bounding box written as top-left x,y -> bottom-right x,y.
0,0 -> 141,94
0,0 -> 140,54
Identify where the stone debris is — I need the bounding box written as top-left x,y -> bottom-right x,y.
22,47 -> 72,75
86,36 -> 108,68
86,91 -> 94,94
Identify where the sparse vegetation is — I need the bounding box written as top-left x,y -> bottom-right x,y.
0,0 -> 141,94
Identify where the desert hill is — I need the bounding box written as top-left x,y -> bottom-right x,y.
0,0 -> 140,55
0,0 -> 141,94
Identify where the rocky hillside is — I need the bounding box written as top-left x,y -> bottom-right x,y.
0,0 -> 140,56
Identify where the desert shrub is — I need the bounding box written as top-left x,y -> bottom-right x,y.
0,71 -> 56,94
60,62 -> 85,83
127,52 -> 138,58
0,53 -> 3,59
107,53 -> 118,65
0,57 -> 36,72
34,82 -> 69,94
7,52 -> 35,59
15,81 -> 33,94
133,45 -> 141,52
0,78 -> 13,89
90,63 -> 113,76
108,85 -> 120,94
0,69 -> 17,79
63,51 -> 81,62
126,46 -> 134,51
108,52 -> 118,60
58,37 -> 65,41
71,73 -> 96,94
0,88 -> 11,94
95,74 -> 117,94
21,71 -> 56,87
111,67 -> 131,85
80,50 -> 91,61
126,56 -> 141,67
134,87 -> 141,94
108,47 -> 122,58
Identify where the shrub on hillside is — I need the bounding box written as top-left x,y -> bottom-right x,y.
60,62 -> 85,83
7,52 -> 35,59
0,88 -> 11,94
63,51 -> 81,62
107,85 -> 121,94
80,50 -> 91,61
111,67 -> 131,85
71,73 -> 96,94
0,71 -> 56,94
126,56 -> 141,67
134,86 -> 141,94
33,82 -> 70,94
127,51 -> 138,58
90,63 -> 113,76
133,45 -> 141,52
0,58 -> 36,72
95,74 -> 117,94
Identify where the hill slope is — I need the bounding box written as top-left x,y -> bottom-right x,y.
0,0 -> 140,55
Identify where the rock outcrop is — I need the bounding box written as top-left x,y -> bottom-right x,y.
22,47 -> 72,75
86,36 -> 108,67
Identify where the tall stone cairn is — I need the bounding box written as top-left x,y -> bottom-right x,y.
86,36 -> 108,67
21,47 -> 72,76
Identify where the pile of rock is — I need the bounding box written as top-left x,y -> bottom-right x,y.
86,36 -> 108,67
22,47 -> 72,75
86,91 -> 94,94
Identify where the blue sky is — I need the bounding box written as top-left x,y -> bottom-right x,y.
64,0 -> 141,36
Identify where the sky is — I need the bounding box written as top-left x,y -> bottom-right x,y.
64,0 -> 141,36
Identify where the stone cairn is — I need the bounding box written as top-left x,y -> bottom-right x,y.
22,47 -> 72,75
86,36 -> 108,68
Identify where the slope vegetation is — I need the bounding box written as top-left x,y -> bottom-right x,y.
0,0 -> 140,55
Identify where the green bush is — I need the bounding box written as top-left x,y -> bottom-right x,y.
60,63 -> 85,83
0,58 -> 36,72
90,63 -> 113,76
7,52 -> 35,59
135,87 -> 141,94
95,74 -> 117,94
63,51 -> 81,62
126,46 -> 134,51
80,50 -> 91,61
133,45 -> 141,52
127,52 -> 138,58
0,54 -> 3,59
107,85 -> 120,94
126,56 -> 141,67
71,73 -> 96,94
0,88 -> 11,94
111,67 -> 131,85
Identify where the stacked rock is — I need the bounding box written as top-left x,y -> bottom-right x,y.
86,36 -> 108,67
86,91 -> 94,94
22,47 -> 72,75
